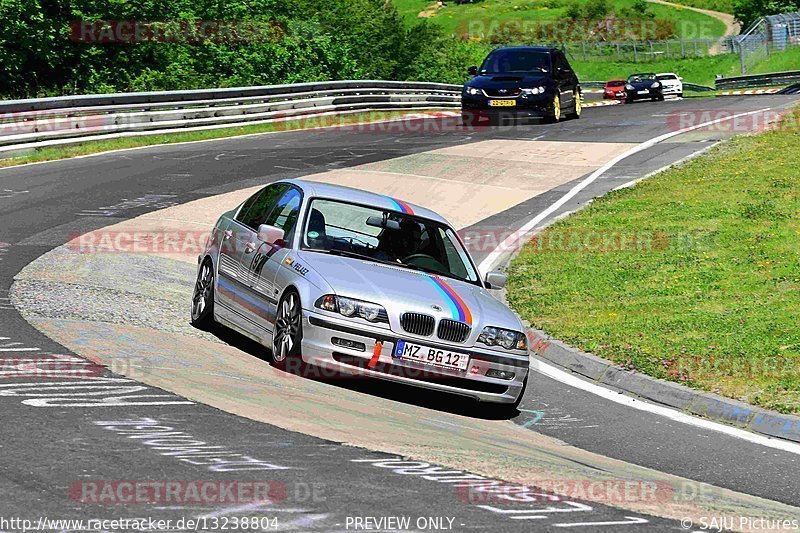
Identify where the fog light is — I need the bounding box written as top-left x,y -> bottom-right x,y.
332,338 -> 366,352
486,369 -> 515,380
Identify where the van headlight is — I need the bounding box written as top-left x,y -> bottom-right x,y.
478,326 -> 527,351
315,295 -> 388,323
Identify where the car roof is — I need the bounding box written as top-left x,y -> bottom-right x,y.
489,46 -> 556,53
607,79 -> 626,83
285,179 -> 449,225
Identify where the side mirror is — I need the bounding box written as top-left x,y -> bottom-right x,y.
467,66 -> 478,76
258,224 -> 285,245
678,76 -> 684,81
484,271 -> 507,289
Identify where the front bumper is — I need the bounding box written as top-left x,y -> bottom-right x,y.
604,91 -> 626,100
461,92 -> 552,120
301,311 -> 529,404
661,86 -> 682,95
627,88 -> 663,100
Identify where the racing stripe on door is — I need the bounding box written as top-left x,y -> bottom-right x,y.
427,276 -> 473,325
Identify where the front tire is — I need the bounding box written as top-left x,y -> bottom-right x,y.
272,290 -> 303,370
567,90 -> 582,120
191,259 -> 215,330
543,93 -> 561,123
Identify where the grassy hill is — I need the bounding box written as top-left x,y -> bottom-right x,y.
570,45 -> 800,86
394,0 -> 727,40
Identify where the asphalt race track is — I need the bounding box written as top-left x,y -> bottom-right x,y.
1,96 -> 799,532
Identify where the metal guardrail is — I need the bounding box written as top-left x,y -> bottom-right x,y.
715,70 -> 800,90
0,81 -> 462,155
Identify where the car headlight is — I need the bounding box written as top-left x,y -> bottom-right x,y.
521,86 -> 545,95
465,87 -> 481,96
625,84 -> 635,91
315,295 -> 388,323
651,82 -> 661,88
478,326 -> 527,351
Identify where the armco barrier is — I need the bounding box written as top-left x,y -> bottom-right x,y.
0,81 -> 462,156
716,70 -> 800,90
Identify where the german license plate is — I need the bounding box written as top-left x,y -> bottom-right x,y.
637,90 -> 649,95
489,99 -> 516,107
394,340 -> 470,372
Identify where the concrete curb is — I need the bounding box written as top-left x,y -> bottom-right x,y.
525,327 -> 800,444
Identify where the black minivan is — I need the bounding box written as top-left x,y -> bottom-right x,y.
462,46 -> 582,125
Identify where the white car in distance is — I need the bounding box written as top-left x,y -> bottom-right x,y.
656,73 -> 683,97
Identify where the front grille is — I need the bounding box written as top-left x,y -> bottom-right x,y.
484,88 -> 521,97
401,313 -> 435,337
437,319 -> 471,343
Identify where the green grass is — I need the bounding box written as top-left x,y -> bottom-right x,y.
673,0 -> 733,14
0,110 -> 429,169
571,54 -> 740,85
507,111 -> 800,415
746,46 -> 800,76
393,0 -> 726,39
569,45 -> 800,85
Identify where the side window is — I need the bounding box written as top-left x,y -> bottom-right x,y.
554,51 -> 567,72
561,54 -> 574,73
234,190 -> 263,224
241,184 -> 287,230
264,187 -> 302,242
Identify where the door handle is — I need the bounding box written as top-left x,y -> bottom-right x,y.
223,230 -> 233,240
245,242 -> 257,254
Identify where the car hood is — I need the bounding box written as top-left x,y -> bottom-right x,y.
628,80 -> 657,89
467,74 -> 550,89
296,250 -> 523,334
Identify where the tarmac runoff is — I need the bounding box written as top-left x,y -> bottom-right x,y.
12,138 -> 800,527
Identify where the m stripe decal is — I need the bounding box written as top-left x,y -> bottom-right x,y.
387,197 -> 414,215
427,276 -> 472,325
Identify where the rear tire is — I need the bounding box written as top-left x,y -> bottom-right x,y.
191,259 -> 215,330
272,290 -> 303,371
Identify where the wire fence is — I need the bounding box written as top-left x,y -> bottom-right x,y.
563,38 -> 719,63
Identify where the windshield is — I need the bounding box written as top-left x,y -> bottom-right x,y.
480,50 -> 550,74
628,73 -> 657,83
657,74 -> 677,80
301,198 -> 480,285
607,80 -> 625,87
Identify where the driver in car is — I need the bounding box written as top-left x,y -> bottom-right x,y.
374,219 -> 422,263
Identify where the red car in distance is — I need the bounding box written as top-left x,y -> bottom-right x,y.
604,79 -> 627,100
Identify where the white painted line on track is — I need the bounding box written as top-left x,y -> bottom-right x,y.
477,106 -> 771,274
473,105 -> 800,453
530,358 -> 800,455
